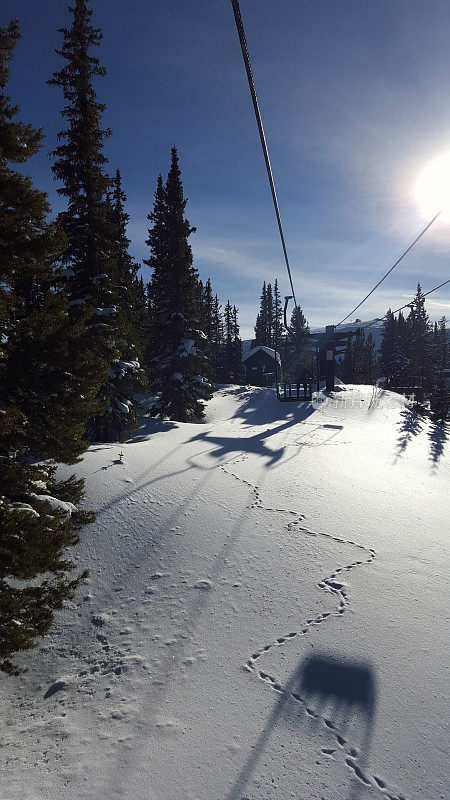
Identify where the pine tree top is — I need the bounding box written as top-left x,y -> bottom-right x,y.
48,0 -> 111,205
0,21 -> 43,164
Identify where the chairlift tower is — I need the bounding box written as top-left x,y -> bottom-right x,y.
325,325 -> 335,392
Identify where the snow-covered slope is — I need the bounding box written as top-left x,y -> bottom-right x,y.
1,385 -> 448,800
310,319 -> 385,350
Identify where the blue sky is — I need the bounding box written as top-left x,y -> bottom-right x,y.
3,0 -> 450,337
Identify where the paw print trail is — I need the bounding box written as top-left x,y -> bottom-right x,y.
220,454 -> 407,800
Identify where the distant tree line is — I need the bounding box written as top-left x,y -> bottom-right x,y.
0,2 -> 243,672
251,280 -> 448,421
252,280 -> 312,381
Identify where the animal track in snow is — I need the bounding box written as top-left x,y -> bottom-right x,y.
257,668 -> 406,800
220,452 -> 406,800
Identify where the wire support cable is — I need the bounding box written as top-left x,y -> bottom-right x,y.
336,210 -> 442,326
391,277 -> 450,315
231,0 -> 298,308
358,277 -> 450,330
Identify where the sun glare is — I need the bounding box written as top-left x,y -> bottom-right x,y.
416,152 -> 450,221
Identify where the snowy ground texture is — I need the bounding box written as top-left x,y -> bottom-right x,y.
1,384 -> 448,800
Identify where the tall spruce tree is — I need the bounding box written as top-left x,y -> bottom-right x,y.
49,0 -> 138,441
362,332 -> 377,384
406,283 -> 433,389
430,316 -> 448,421
211,294 -> 225,383
254,281 -> 268,345
351,328 -> 366,383
286,304 -> 310,381
131,274 -> 148,369
380,310 -> 397,385
145,147 -> 212,420
221,301 -> 243,383
232,305 -> 244,383
396,311 -> 410,383
105,168 -> 145,437
0,21 -> 97,674
198,278 -> 215,378
266,282 -> 274,347
223,300 -> 234,382
340,337 -> 354,384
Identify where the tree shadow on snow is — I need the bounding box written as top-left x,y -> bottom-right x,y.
394,408 -> 424,461
103,468 -> 261,797
427,421 -> 449,467
125,416 -> 178,443
227,653 -> 376,800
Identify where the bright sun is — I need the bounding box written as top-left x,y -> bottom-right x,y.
416,152 -> 450,220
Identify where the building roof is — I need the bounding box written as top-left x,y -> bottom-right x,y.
242,345 -> 281,364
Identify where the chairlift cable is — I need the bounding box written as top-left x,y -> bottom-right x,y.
391,277 -> 450,314
230,0 -> 298,308
357,277 -> 450,330
336,210 -> 442,326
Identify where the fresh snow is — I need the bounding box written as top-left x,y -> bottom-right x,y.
109,360 -> 140,380
115,402 -> 131,414
1,384 -> 448,800
93,307 -> 117,316
178,339 -> 197,356
6,501 -> 40,518
28,493 -> 77,518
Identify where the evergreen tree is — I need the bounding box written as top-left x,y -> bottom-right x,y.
193,276 -> 217,386
351,328 -> 366,383
405,283 -> 433,389
432,315 -> 448,377
222,300 -> 234,382
103,168 -> 145,438
286,304 -> 310,381
253,313 -> 262,347
0,21 -> 96,673
362,332 -> 377,384
380,310 -> 397,385
395,311 -> 410,383
220,301 -> 243,384
131,274 -> 148,369
145,147 -> 212,420
49,0 -> 138,441
144,174 -> 165,373
340,337 -> 354,384
199,278 -> 215,375
232,305 -> 244,384
340,329 -> 367,384
254,281 -> 268,345
211,294 -> 225,383
272,279 -> 284,352
430,316 -> 448,421
266,282 -> 274,347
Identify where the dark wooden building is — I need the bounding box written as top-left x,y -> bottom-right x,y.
242,346 -> 281,387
